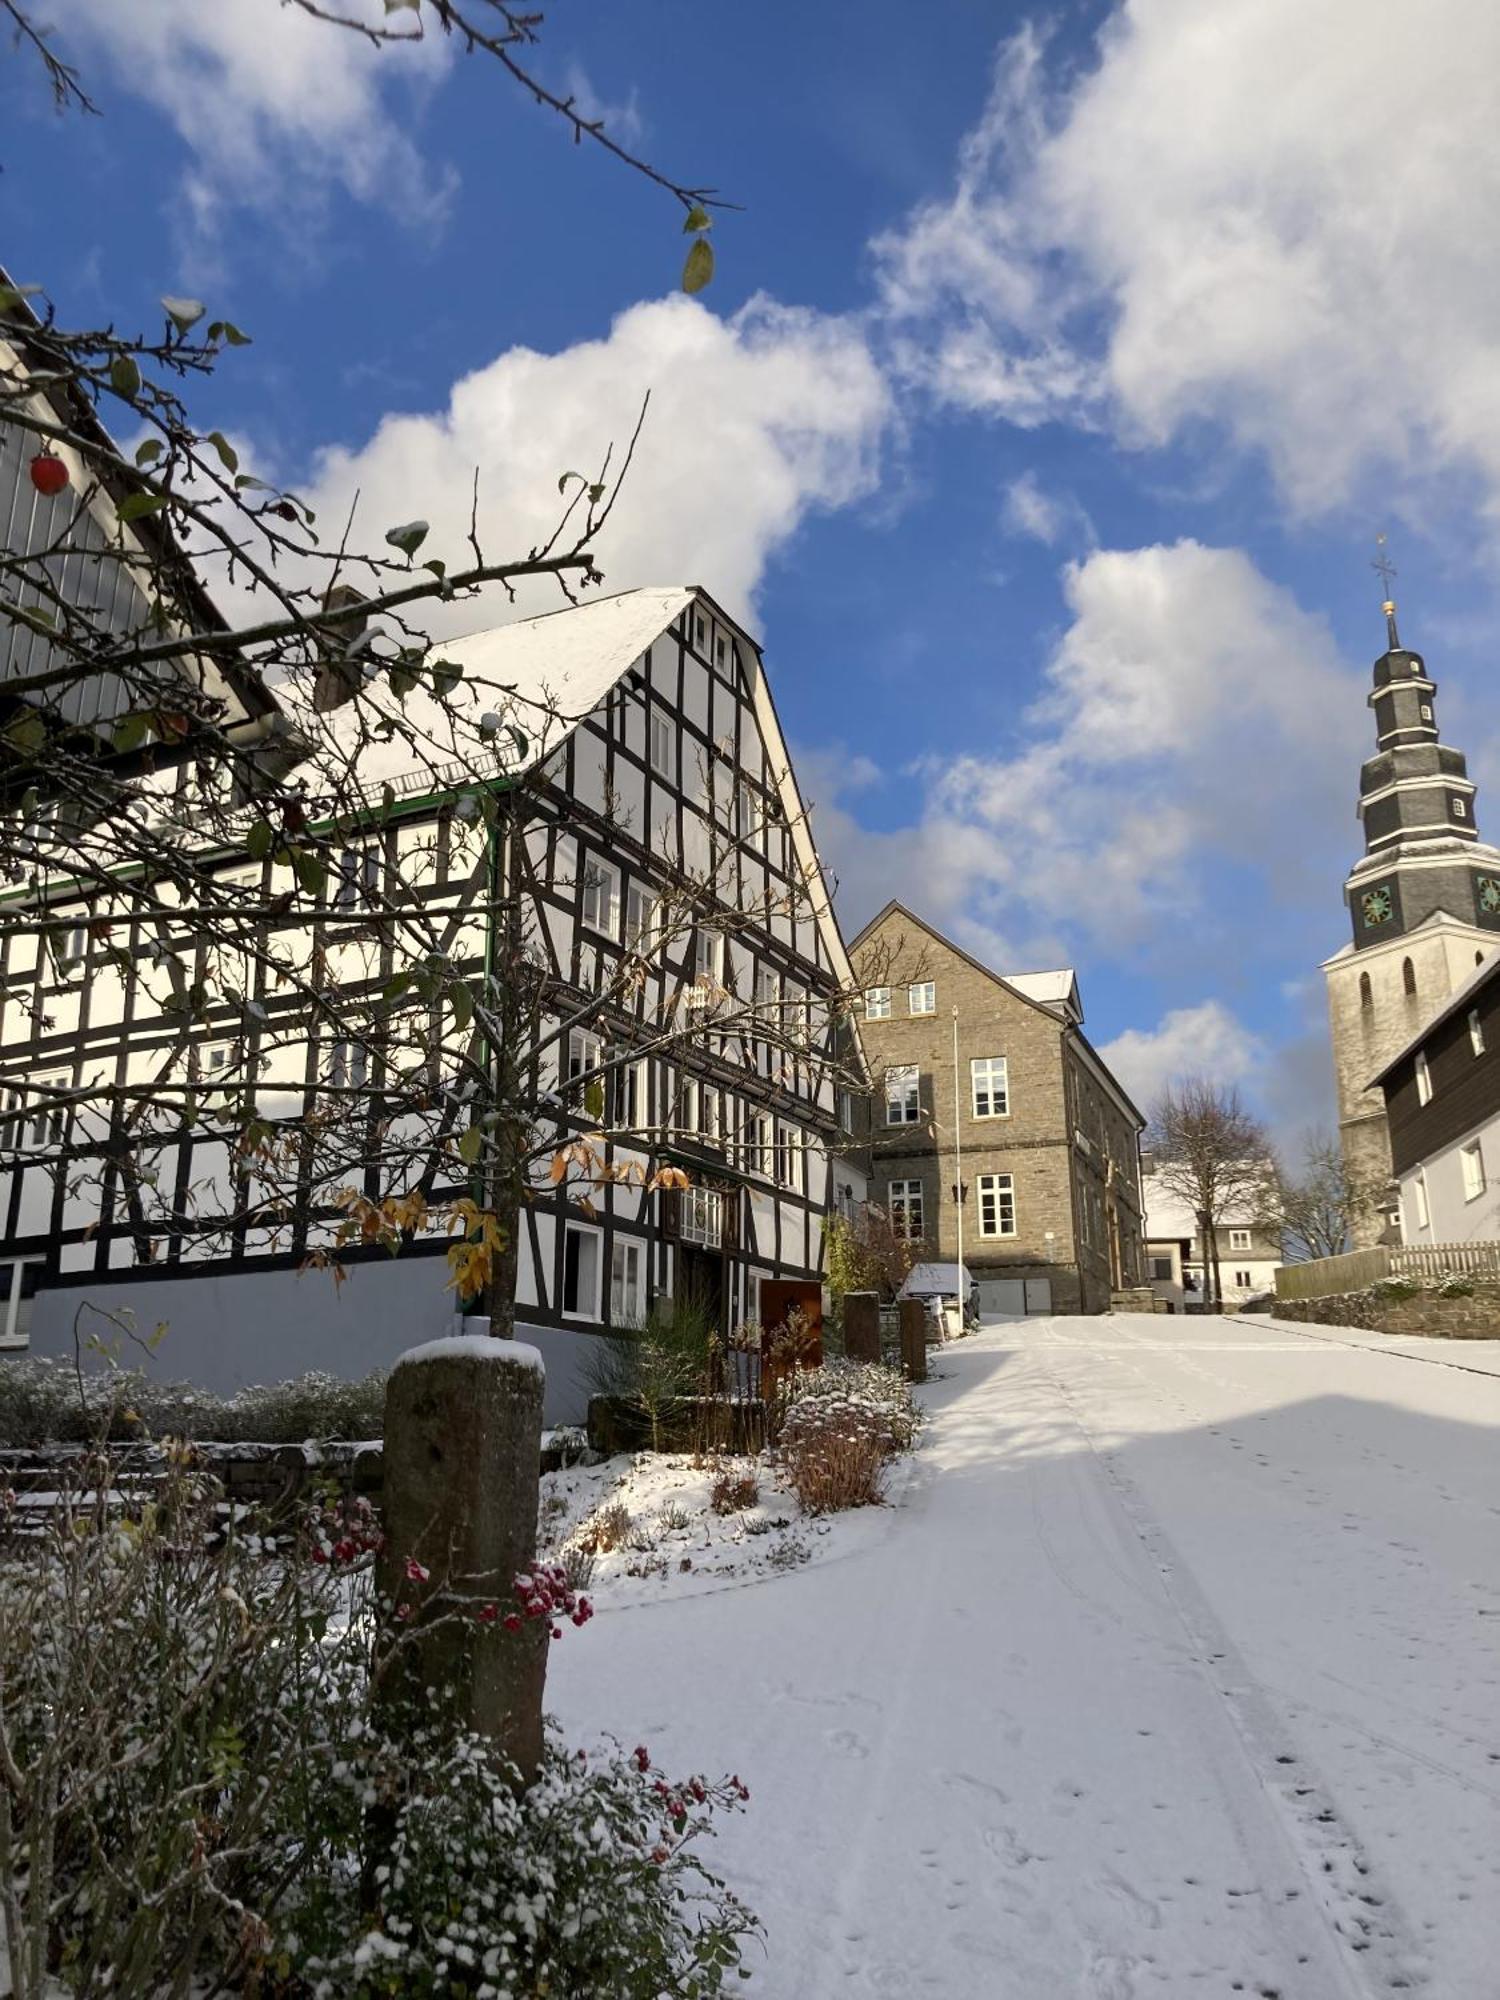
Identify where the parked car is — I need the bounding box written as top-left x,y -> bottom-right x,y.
898,1262 -> 980,1339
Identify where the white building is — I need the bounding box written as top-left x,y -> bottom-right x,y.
1142,1169 -> 1281,1311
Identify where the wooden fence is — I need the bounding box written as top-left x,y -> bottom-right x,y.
1275,1240 -> 1500,1302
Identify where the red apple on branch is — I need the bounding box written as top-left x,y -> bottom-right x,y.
29,452 -> 69,498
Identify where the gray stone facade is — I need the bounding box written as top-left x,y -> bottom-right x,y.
849,905 -> 1145,1315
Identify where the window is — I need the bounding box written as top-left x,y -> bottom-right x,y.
714,631 -> 728,669
625,882 -> 658,953
680,1186 -> 723,1248
745,1113 -> 771,1175
325,1039 -> 369,1090
1359,972 -> 1373,1011
1151,1257 -> 1173,1281
561,1224 -> 601,1318
1228,1229 -> 1251,1252
196,1041 -> 234,1082
1420,703 -> 1433,721
335,846 -> 380,908
1461,1141 -> 1486,1202
1408,1168 -> 1432,1232
693,928 -> 725,998
908,981 -> 936,1015
1470,1008 -> 1486,1057
610,1238 -> 645,1324
754,964 -> 780,1019
1415,1048 -> 1432,1105
1,1078 -> 67,1152
1403,957 -> 1417,996
970,1056 -> 1009,1119
738,781 -> 763,850
610,1059 -> 644,1131
566,1030 -> 604,1118
1454,798 -> 1469,819
976,1173 -> 1016,1238
701,1089 -> 721,1146
885,1064 -> 920,1125
581,856 -> 621,938
1234,1270 -> 1252,1288
865,986 -> 891,1020
677,1075 -> 699,1135
775,1126 -> 802,1191
649,708 -> 673,777
0,1257 -> 42,1350
889,1179 -> 924,1240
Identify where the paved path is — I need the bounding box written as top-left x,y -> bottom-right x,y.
551,1314 -> 1500,1998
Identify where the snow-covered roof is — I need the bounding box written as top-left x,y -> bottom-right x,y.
900,1262 -> 975,1297
308,586 -> 695,791
1001,968 -> 1081,1022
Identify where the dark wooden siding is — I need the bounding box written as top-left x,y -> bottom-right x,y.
1384,973 -> 1500,1174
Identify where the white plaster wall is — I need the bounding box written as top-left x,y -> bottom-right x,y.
1398,1107 -> 1500,1243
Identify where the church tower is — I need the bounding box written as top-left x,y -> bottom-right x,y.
1323,572 -> 1500,1244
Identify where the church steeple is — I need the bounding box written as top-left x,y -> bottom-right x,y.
1343,559 -> 1500,948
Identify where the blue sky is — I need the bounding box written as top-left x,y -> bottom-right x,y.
5,0 -> 1499,1151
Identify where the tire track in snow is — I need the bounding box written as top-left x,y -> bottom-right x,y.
1035,1346 -> 1429,1998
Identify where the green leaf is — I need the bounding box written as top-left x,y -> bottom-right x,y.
134,438 -> 163,467
206,430 -> 239,474
216,321 -> 252,347
449,980 -> 474,1032
584,1079 -> 605,1121
423,558 -> 446,579
161,295 -> 206,333
682,237 -> 715,295
430,658 -> 463,699
245,818 -> 275,861
557,470 -> 584,495
384,519 -> 429,557
234,474 -> 273,493
117,491 -> 168,523
109,355 -> 142,398
682,205 -> 712,233
380,781 -> 397,819
111,712 -> 149,754
292,848 -> 327,899
5,712 -> 47,755
457,1124 -> 483,1166
507,724 -> 530,763
382,972 -> 411,1002
389,665 -> 417,700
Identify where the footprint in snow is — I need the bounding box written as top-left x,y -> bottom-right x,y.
826,1728 -> 868,1759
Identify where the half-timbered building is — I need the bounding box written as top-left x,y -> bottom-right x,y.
0,586 -> 864,1416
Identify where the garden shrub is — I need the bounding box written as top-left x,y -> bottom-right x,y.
779,1399 -> 888,1514
0,1454 -> 759,1999
783,1358 -> 920,1455
710,1467 -> 759,1514
0,1354 -> 388,1447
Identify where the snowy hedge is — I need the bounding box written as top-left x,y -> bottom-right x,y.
0,1355 -> 388,1447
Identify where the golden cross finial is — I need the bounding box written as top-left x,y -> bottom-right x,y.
1372,533 -> 1400,647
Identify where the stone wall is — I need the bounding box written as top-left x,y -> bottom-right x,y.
1271,1280 -> 1500,1339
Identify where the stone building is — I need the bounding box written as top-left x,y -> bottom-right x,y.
849,902 -> 1145,1315
1322,593 -> 1500,1246
1142,1167 -> 1282,1312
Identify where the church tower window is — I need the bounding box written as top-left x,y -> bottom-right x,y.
1359,972 -> 1372,1011
1402,957 -> 1417,996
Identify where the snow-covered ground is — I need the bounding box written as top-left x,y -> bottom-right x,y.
550,1312 -> 1500,1999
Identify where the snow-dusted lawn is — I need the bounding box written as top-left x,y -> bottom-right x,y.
537,1445 -> 917,1608
549,1313 -> 1500,1999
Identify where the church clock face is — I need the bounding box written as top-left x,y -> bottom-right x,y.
1361,885 -> 1394,927
1478,875 -> 1500,915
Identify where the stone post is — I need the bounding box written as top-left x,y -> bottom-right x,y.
376,1336 -> 547,1784
898,1299 -> 928,1385
843,1291 -> 881,1364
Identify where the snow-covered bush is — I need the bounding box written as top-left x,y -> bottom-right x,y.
710,1467 -> 759,1514
0,1454 -> 758,1998
779,1397 -> 888,1513
0,1354 -> 388,1446
783,1358 -> 921,1455
290,1730 -> 757,1998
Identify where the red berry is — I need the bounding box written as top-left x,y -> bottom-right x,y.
29,453 -> 69,498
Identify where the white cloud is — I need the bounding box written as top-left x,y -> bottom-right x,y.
562,60 -> 645,152
53,0 -> 455,248
1001,469 -> 1092,548
1097,1001 -> 1266,1114
288,292 -> 889,631
817,539 -> 1366,970
876,1 -> 1500,523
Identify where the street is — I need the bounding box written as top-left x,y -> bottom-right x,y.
551,1314 -> 1500,1998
